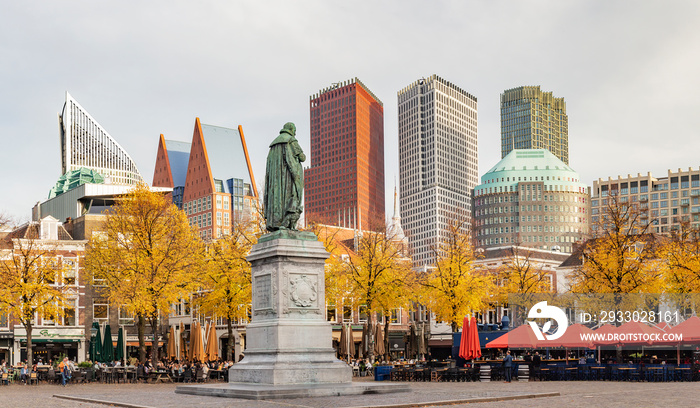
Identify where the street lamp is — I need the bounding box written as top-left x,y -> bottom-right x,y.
89,322 -> 99,362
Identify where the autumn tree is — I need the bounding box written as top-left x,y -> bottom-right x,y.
569,193 -> 665,294
418,218 -> 495,332
662,222 -> 700,293
307,221 -> 353,310
499,247 -> 556,295
341,219 -> 415,361
196,217 -> 259,362
0,236 -> 68,367
85,183 -> 205,362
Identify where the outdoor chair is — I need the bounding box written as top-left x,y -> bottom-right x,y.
183,369 -> 192,383
652,367 -> 666,382
629,366 -> 641,382
73,371 -> 85,384
136,367 -> 146,383
1,373 -> 8,386
29,372 -> 39,385
195,368 -> 205,383
443,368 -> 457,382
47,368 -> 57,384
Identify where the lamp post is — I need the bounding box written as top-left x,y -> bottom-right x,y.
89,322 -> 98,362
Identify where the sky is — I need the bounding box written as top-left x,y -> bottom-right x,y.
2,1 -> 700,223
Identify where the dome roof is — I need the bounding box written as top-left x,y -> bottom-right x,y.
475,149 -> 586,195
48,167 -> 105,199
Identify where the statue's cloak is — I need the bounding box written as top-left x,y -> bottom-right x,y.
264,131 -> 305,231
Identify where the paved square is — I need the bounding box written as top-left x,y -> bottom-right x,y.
3,380 -> 699,408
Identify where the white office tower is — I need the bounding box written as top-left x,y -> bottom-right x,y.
58,92 -> 143,185
397,75 -> 478,267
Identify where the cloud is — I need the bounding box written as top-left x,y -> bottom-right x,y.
1,1 -> 699,222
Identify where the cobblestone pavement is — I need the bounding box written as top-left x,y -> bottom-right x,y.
2,380 -> 699,408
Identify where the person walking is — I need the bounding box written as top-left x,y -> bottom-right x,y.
61,357 -> 72,386
503,350 -> 513,383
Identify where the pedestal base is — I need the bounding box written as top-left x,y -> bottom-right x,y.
227,348 -> 351,385
175,382 -> 411,400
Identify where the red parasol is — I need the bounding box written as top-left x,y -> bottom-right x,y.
458,316 -> 470,360
468,316 -> 482,359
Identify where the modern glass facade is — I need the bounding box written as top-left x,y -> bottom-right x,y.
59,92 -> 142,185
501,86 -> 568,165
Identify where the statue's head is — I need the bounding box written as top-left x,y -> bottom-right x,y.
281,122 -> 296,136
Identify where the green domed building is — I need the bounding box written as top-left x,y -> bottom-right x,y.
473,149 -> 590,253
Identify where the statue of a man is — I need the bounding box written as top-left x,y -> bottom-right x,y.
264,122 -> 306,231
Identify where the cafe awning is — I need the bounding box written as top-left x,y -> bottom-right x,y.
20,339 -> 76,344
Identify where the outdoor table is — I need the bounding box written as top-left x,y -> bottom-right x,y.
209,370 -> 224,380
617,367 -> 635,381
674,367 -> 692,382
113,367 -> 126,383
149,370 -> 172,383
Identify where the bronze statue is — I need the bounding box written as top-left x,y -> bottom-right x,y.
264,122 -> 306,231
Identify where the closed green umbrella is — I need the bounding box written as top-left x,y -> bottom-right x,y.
102,324 -> 114,363
94,322 -> 103,363
115,327 -> 125,362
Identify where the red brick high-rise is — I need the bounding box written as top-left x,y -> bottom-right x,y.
305,78 -> 385,229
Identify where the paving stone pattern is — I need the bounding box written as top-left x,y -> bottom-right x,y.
2,380 -> 699,408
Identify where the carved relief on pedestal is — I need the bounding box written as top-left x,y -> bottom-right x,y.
290,274 -> 317,308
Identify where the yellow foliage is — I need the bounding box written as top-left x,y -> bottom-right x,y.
0,237 -> 69,366
418,219 -> 495,332
85,183 -> 205,355
498,247 -> 555,297
345,226 -> 415,315
570,194 -> 665,293
663,224 -> 700,293
197,218 -> 258,322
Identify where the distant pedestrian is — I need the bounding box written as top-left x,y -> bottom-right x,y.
61,357 -> 72,386
503,350 -> 513,383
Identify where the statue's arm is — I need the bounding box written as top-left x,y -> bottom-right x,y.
291,140 -> 306,162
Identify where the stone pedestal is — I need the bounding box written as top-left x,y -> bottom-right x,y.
228,231 -> 351,385
175,231 -> 409,399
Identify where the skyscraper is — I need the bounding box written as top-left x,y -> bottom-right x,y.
398,75 -> 478,266
501,86 -> 569,164
305,78 -> 385,229
59,92 -> 143,185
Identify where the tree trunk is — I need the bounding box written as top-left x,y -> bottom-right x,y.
149,314 -> 159,362
26,323 -> 33,367
226,317 -> 233,362
384,317 -> 390,362
137,314 -> 146,363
